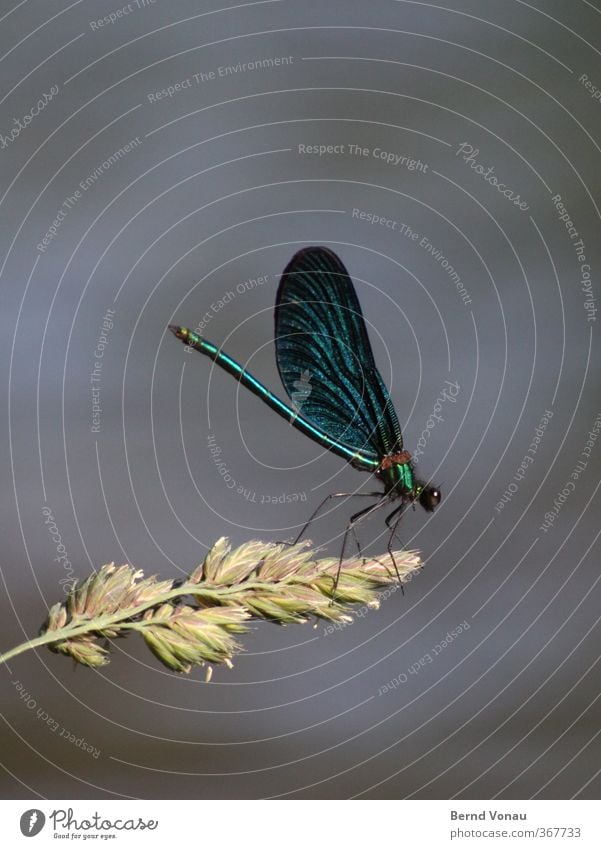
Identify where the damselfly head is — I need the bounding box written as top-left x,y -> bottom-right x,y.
416,483 -> 441,512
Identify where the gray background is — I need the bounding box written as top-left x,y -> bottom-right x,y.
0,0 -> 600,799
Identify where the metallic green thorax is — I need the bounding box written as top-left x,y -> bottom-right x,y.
377,461 -> 415,496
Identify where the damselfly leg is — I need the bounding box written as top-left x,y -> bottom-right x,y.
332,497 -> 392,600
277,491 -> 382,548
385,503 -> 409,588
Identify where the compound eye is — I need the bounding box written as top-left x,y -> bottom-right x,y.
420,487 -> 441,511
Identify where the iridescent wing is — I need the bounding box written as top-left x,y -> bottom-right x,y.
274,246 -> 403,460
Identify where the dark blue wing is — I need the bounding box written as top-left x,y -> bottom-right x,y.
274,246 -> 403,458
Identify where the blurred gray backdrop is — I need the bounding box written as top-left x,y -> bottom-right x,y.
1,0 -> 600,799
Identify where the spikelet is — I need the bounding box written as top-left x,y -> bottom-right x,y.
26,539 -> 422,675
